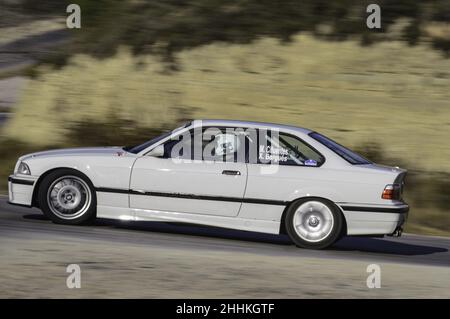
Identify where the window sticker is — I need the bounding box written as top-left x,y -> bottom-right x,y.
304,159 -> 318,166
259,145 -> 289,163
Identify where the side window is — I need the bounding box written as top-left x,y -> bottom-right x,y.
257,130 -> 324,167
162,127 -> 247,163
161,134 -> 187,159
204,132 -> 243,162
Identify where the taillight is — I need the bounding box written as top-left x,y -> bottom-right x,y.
382,184 -> 401,200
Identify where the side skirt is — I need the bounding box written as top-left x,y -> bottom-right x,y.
96,205 -> 281,235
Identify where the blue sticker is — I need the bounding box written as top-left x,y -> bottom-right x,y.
304,159 -> 318,166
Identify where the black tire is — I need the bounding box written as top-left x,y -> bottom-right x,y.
285,198 -> 343,249
38,169 -> 96,225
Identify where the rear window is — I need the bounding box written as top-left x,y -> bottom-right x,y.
309,132 -> 371,165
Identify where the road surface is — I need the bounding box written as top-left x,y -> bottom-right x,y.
0,196 -> 449,298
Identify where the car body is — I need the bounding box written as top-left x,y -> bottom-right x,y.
8,119 -> 409,249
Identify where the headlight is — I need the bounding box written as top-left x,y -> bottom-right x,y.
17,162 -> 31,175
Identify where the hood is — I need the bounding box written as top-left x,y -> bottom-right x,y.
20,147 -> 126,161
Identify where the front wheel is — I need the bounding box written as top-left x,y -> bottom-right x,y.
285,198 -> 343,249
38,169 -> 96,225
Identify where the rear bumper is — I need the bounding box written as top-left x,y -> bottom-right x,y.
8,175 -> 37,207
338,203 -> 409,236
340,204 -> 409,214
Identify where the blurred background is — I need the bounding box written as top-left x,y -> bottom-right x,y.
1,0 -> 449,235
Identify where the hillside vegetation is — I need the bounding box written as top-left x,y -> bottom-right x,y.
4,34 -> 450,171
1,34 -> 449,235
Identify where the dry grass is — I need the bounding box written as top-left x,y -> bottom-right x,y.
0,18 -> 64,45
1,34 -> 449,236
3,34 -> 450,171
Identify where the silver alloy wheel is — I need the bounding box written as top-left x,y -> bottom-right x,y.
47,175 -> 91,220
293,201 -> 334,243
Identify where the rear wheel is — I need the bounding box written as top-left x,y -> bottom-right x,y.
38,169 -> 96,225
285,198 -> 343,249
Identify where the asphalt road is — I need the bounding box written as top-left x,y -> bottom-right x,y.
1,195 -> 449,298
1,196 -> 449,266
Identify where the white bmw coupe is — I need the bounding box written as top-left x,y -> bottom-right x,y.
8,120 -> 409,249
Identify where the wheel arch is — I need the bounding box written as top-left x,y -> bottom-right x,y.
31,167 -> 95,208
279,196 -> 348,237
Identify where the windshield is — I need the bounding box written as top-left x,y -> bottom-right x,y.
124,131 -> 172,154
309,132 -> 371,165
124,122 -> 191,154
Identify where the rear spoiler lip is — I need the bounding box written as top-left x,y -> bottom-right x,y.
394,171 -> 407,184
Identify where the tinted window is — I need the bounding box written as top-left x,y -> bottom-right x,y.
125,122 -> 191,154
257,130 -> 324,167
163,127 -> 248,163
125,131 -> 172,154
309,132 -> 371,165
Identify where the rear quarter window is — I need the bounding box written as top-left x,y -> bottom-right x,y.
257,130 -> 325,167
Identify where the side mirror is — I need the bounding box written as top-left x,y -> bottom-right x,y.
147,144 -> 164,157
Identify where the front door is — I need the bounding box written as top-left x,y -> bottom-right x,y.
129,127 -> 248,217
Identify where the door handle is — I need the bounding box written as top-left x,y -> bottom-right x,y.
222,170 -> 241,176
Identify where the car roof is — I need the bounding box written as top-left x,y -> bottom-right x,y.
193,119 -> 313,134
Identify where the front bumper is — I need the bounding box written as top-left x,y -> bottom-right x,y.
8,175 -> 37,207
